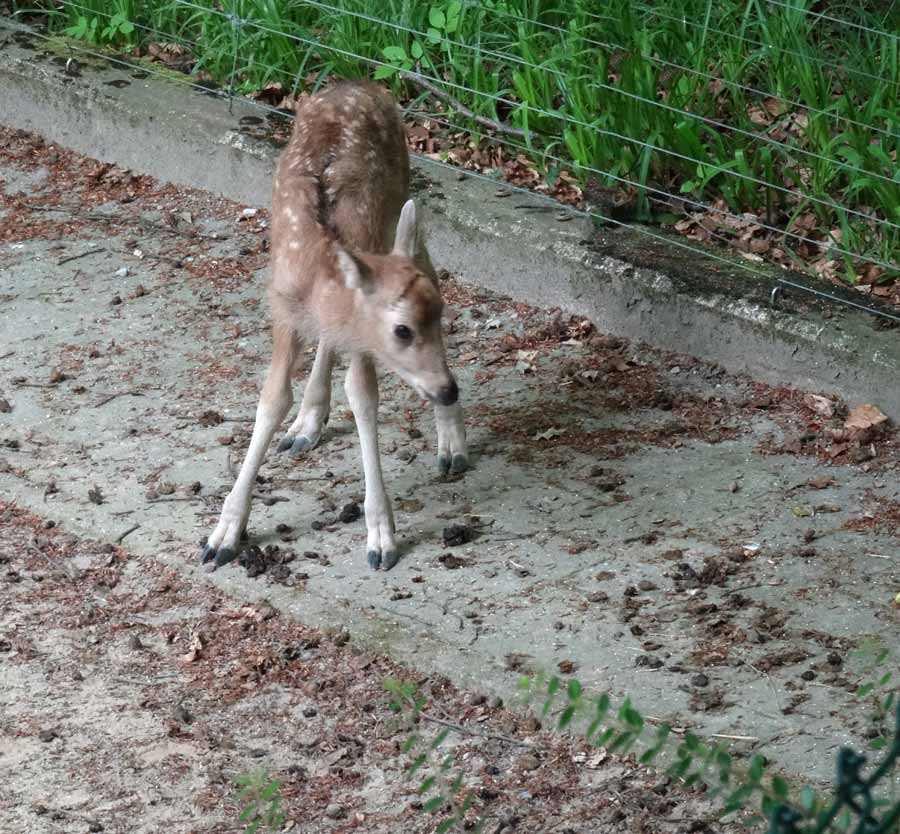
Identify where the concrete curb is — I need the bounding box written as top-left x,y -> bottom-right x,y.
2,20 -> 898,415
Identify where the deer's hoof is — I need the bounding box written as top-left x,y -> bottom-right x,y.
277,432 -> 319,457
439,454 -> 468,476
367,548 -> 398,571
199,543 -> 237,571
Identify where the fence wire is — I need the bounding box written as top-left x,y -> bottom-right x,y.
16,0 -> 900,323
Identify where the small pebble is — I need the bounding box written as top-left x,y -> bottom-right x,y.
691,673 -> 709,688
324,803 -> 343,819
127,635 -> 143,651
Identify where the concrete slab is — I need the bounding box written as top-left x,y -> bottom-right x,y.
1,129 -> 899,789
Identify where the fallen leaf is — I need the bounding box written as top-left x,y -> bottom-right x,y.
181,634 -> 204,663
803,394 -> 836,418
844,404 -> 889,434
588,750 -> 608,768
807,476 -> 836,490
534,427 -> 566,441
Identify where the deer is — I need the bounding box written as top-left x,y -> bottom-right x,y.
200,80 -> 467,573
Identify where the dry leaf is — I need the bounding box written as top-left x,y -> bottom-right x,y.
181,633 -> 205,663
844,404 -> 889,433
588,750 -> 608,768
534,427 -> 566,441
807,476 -> 836,490
803,394 -> 836,418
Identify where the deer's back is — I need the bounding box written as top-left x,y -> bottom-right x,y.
275,81 -> 410,256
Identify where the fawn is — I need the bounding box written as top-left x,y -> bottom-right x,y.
201,80 -> 467,572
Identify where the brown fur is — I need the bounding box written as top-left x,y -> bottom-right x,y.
268,80 -> 424,347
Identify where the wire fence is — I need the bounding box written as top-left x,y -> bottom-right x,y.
12,0 -> 900,323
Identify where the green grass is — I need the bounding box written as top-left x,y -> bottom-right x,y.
13,0 -> 900,287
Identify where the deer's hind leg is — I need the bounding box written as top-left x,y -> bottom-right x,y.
277,339 -> 335,457
201,324 -> 298,570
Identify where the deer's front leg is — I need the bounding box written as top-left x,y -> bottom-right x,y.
201,326 -> 297,571
436,401 -> 468,476
345,353 -> 397,570
277,339 -> 334,456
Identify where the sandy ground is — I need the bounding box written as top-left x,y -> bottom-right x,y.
1,126 -> 900,830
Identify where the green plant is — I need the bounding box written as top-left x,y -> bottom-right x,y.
386,673 -> 900,834
24,0 -> 900,289
854,645 -> 897,751
234,769 -> 286,834
64,10 -> 134,45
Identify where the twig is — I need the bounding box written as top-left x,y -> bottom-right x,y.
723,582 -> 765,596
398,69 -> 528,139
488,532 -> 536,542
0,350 -> 13,360
22,203 -> 67,212
747,663 -> 782,714
147,496 -> 200,504
94,390 -> 142,408
710,733 -> 759,742
115,523 -> 140,544
419,711 -> 532,748
112,675 -> 176,686
57,247 -> 105,265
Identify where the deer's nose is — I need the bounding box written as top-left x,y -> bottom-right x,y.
435,378 -> 459,406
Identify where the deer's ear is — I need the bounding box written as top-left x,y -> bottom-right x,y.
392,199 -> 418,258
335,247 -> 372,293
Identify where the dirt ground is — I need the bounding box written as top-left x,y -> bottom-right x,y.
1,126 -> 900,830
1,501 -> 741,834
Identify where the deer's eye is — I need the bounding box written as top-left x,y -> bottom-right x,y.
394,325 -> 413,343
